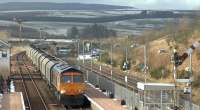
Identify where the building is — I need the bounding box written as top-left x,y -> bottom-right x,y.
0,40 -> 10,79
137,82 -> 175,110
78,54 -> 92,60
56,47 -> 71,56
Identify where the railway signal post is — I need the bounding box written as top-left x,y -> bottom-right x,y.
172,41 -> 200,110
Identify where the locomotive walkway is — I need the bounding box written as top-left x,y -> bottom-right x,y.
85,83 -> 127,110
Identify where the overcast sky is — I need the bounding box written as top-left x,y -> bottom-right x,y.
1,0 -> 200,10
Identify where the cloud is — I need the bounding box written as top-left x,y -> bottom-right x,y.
0,0 -> 199,10
128,0 -> 200,9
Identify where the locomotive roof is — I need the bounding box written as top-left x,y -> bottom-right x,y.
63,67 -> 82,74
53,63 -> 82,74
30,45 -> 82,74
55,63 -> 70,70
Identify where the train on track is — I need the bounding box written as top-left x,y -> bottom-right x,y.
26,45 -> 86,106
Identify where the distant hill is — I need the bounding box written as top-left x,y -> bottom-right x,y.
0,2 -> 134,11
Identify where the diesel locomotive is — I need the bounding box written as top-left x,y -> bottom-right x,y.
26,45 -> 86,105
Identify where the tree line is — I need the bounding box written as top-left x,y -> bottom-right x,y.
67,24 -> 117,39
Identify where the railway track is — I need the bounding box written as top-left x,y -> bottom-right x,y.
79,61 -> 141,90
16,55 -> 31,110
16,53 -> 48,110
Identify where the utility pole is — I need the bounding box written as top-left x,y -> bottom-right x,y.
16,19 -> 22,42
13,17 -> 22,41
144,45 -> 147,83
99,42 -> 102,87
13,18 -> 23,42
77,39 -> 80,68
99,42 -> 102,73
90,42 -> 93,72
110,44 -> 114,97
19,21 -> 22,41
111,45 -> 113,78
125,46 -> 128,88
189,53 -> 192,110
39,28 -> 43,40
173,48 -> 178,108
82,41 -> 85,64
143,44 -> 147,109
75,34 -> 80,69
125,47 -> 128,64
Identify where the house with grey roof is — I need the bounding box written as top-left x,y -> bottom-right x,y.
0,40 -> 10,79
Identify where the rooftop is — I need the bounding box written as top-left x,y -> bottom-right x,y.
0,40 -> 9,49
137,82 -> 175,91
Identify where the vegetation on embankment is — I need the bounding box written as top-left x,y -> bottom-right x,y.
91,17 -> 200,104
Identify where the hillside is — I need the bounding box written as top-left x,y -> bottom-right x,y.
98,18 -> 200,104
0,2 -> 133,11
133,28 -> 200,104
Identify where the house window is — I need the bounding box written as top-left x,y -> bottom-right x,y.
2,51 -> 7,58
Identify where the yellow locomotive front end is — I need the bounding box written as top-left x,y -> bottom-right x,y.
59,72 -> 86,105
60,72 -> 86,95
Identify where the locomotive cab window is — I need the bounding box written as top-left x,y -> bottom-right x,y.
63,76 -> 72,83
62,72 -> 82,83
73,75 -> 81,82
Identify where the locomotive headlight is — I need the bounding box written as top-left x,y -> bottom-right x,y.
61,90 -> 66,94
79,89 -> 83,93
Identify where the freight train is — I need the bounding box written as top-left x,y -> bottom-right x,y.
26,45 -> 86,106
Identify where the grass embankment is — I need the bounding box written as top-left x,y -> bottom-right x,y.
95,18 -> 200,105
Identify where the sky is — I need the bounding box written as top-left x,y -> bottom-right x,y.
1,0 -> 200,10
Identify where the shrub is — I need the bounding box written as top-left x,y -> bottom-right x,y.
101,52 -> 109,63
133,65 -> 141,72
177,70 -> 191,79
112,60 -> 118,67
196,51 -> 200,60
101,52 -> 117,67
150,66 -> 169,79
193,76 -> 200,88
